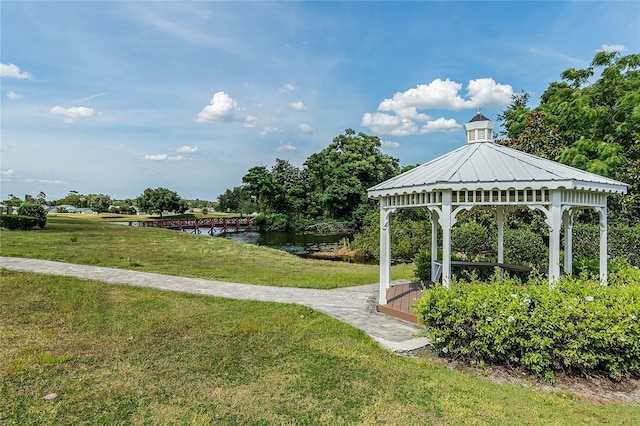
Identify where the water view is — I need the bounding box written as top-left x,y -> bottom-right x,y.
220,230 -> 356,259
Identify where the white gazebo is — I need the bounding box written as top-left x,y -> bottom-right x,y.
368,109 -> 628,305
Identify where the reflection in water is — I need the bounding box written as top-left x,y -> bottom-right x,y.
124,222 -> 371,263
220,231 -> 352,258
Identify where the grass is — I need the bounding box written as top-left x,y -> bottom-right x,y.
2,269 -> 639,425
0,215 -> 414,288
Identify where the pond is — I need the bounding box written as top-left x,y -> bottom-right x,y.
220,230 -> 368,261
121,221 -> 371,263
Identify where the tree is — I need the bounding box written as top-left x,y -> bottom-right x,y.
499,111 -> 565,160
36,191 -> 47,205
220,129 -> 400,229
17,202 -> 47,228
87,194 -> 112,215
217,186 -> 254,213
135,187 -> 185,217
242,166 -> 277,213
4,194 -> 21,208
109,199 -> 136,215
55,190 -> 88,208
499,50 -> 640,224
496,90 -> 531,141
270,159 -> 303,213
304,129 -> 400,220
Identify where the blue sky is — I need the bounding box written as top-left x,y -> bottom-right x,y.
1,1 -> 638,202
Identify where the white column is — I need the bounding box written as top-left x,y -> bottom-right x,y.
496,206 -> 505,264
430,209 -> 439,282
379,200 -> 392,304
597,206 -> 608,285
548,190 -> 562,285
563,209 -> 574,276
439,191 -> 453,290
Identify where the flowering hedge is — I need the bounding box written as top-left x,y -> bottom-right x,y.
413,270 -> 640,382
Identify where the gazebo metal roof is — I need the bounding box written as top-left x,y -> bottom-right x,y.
369,137 -> 627,197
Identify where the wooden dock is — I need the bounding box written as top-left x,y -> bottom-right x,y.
128,217 -> 253,234
377,282 -> 424,324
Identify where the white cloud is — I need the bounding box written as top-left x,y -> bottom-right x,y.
381,140 -> 400,148
277,143 -> 296,152
143,154 -> 186,161
363,77 -> 511,136
144,154 -> 169,161
0,169 -> 66,185
465,78 -> 513,108
362,112 -> 461,136
279,83 -> 297,93
420,118 -> 461,133
244,115 -> 257,128
260,126 -> 282,137
7,91 -> 23,100
379,79 -> 465,111
177,145 -> 198,153
297,123 -> 313,133
72,92 -> 106,103
37,179 -> 67,185
378,78 -> 512,112
0,63 -> 33,79
599,44 -> 626,52
290,101 -> 307,111
361,112 -> 419,136
195,91 -> 240,123
49,106 -> 96,123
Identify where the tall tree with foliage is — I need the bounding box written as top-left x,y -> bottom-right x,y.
55,190 -> 88,208
499,50 -> 640,224
136,187 -> 186,217
217,186 -> 255,214
224,130 -> 400,230
87,194 -> 112,215
304,129 -> 400,221
242,166 -> 278,213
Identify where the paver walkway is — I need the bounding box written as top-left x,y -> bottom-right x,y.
0,256 -> 430,352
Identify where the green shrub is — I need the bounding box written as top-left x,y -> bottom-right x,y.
452,221 -> 491,260
351,210 -> 431,261
573,224 -> 640,268
414,250 -> 431,284
610,225 -> 640,267
503,228 -> 547,267
0,214 -> 39,230
413,273 -> 640,382
17,202 -> 47,228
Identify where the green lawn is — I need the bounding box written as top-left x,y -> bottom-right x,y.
0,215 -> 414,288
2,270 -> 638,425
2,215 -> 638,424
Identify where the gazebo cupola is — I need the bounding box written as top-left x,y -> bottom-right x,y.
368,108 -> 628,306
464,108 -> 494,143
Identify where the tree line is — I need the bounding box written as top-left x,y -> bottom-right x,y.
2,188 -> 217,218
217,128 -> 401,231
